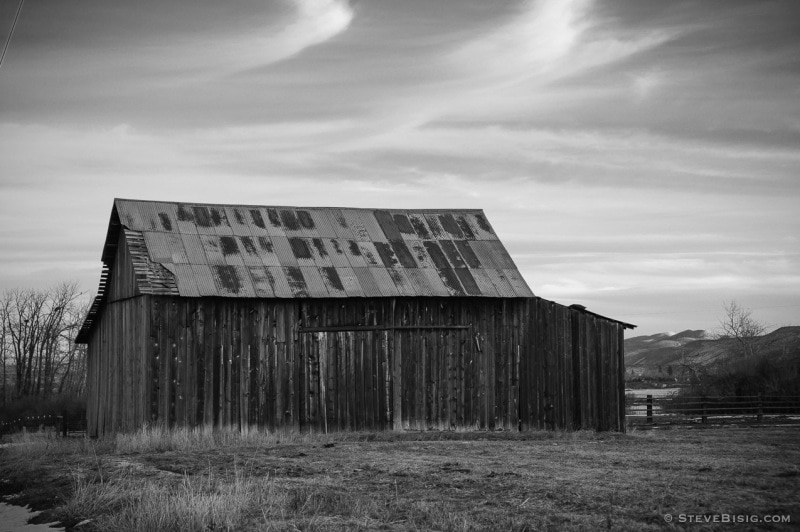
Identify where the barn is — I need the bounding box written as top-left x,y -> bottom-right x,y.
76,199 -> 634,437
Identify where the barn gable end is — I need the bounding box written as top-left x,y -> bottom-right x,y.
79,199 -> 633,436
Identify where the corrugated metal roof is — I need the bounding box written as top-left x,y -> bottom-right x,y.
76,199 -> 641,344
99,198 -> 535,301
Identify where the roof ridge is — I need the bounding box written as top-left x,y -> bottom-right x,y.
113,198 -> 487,213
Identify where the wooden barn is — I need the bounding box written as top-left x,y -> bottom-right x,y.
76,199 -> 634,437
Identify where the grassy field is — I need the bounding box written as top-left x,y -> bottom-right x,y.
1,426 -> 798,531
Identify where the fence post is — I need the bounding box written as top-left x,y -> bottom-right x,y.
757,394 -> 763,423
701,397 -> 707,424
646,395 -> 653,424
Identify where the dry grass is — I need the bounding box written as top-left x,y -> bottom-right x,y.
2,426 -> 799,530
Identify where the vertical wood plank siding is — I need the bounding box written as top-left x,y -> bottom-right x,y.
87,296 -> 627,436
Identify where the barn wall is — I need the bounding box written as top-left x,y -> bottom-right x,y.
105,230 -> 138,302
85,296 -> 149,437
86,232 -> 149,437
86,295 -> 626,435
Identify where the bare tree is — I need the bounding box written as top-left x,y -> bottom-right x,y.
1,296 -> 9,405
716,300 -> 766,359
0,282 -> 88,400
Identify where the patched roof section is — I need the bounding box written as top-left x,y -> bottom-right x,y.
109,198 -> 534,300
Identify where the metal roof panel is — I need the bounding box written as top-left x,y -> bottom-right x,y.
323,238 -> 350,268
191,264 -> 219,296
247,266 -> 276,298
373,210 -> 402,241
407,213 -> 433,240
437,213 -> 464,239
190,205 -> 217,235
327,209 -> 354,239
270,236 -> 299,267
408,241 -> 434,269
167,263 -> 200,297
180,233 -> 207,264
389,240 -> 417,268
243,207 -> 270,236
265,266 -> 293,297
423,214 -> 446,239
420,268 -> 450,296
309,210 -> 338,238
356,242 -> 382,267
436,267 -> 466,296
288,237 -> 316,267
368,267 -> 400,297
224,206 -> 254,237
300,266 -> 330,297
352,267 -> 382,297
342,240 -> 367,268
454,214 -> 476,240
262,208 -> 287,237
486,269 -> 517,298
143,232 -> 188,264
422,241 -> 451,270
462,212 -> 496,240
278,209 -> 304,236
400,268 -> 433,296
485,240 -> 516,269
454,240 -> 482,268
335,267 -> 365,297
373,241 -> 399,269
360,211 -> 390,241
503,268 -> 534,297
212,264 -> 255,296
469,269 -> 501,298
284,266 -> 309,297
151,202 -> 179,232
200,235 -> 226,265
115,201 -> 146,230
254,236 -> 281,266
238,236 -> 264,266
219,236 -> 245,267
320,266 -> 346,297
309,238 -> 333,267
439,240 -> 467,269
341,209 -> 371,241
454,268 -> 482,296
390,212 -> 417,240
174,204 -> 199,234
467,240 -> 499,269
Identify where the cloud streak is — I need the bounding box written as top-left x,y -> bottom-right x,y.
147,0 -> 355,78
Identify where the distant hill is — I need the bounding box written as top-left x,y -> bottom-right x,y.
625,326 -> 800,371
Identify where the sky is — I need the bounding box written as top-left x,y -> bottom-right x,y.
1,0 -> 799,337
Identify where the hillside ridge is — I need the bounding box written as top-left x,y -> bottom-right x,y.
625,326 -> 800,369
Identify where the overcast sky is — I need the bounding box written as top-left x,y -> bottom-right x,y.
1,0 -> 798,337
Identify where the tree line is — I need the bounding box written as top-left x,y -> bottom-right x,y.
1,282 -> 88,405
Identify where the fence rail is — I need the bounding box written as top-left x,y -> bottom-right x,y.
626,394 -> 800,428
0,413 -> 86,437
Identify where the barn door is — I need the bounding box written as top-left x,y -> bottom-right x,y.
299,330 -> 392,432
394,326 -> 474,431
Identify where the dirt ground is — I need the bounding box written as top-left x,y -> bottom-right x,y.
1,427 -> 798,530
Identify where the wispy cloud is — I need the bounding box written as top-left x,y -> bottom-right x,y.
450,0 -> 590,82
155,0 -> 355,77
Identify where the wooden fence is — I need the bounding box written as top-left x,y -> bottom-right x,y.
626,394 -> 800,428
